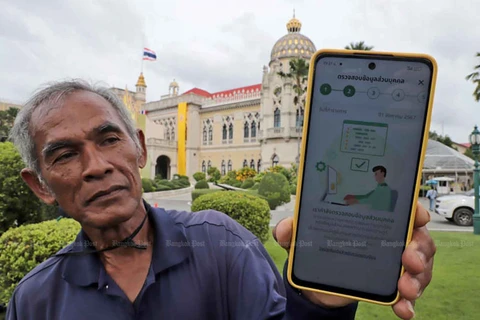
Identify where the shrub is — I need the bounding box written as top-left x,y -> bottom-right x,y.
241,178 -> 255,189
191,191 -> 270,243
142,178 -> 155,192
191,189 -> 223,202
193,172 -> 206,182
253,172 -> 265,183
173,174 -> 190,183
232,180 -> 242,188
267,165 -> 291,182
207,167 -> 221,183
236,167 -> 257,182
258,172 -> 291,210
195,180 -> 209,189
0,142 -> 51,234
251,182 -> 260,190
0,218 -> 81,305
155,185 -> 172,191
290,184 -> 297,195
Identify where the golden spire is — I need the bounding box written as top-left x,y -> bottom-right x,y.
136,72 -> 146,87
286,10 -> 302,33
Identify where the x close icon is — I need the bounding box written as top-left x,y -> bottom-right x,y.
418,80 -> 424,86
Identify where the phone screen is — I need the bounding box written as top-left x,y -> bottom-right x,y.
292,53 -> 434,302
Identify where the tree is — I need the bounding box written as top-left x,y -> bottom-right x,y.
429,130 -> 454,148
465,52 -> 480,102
277,58 -> 310,108
344,41 -> 374,51
0,142 -> 58,235
0,107 -> 19,141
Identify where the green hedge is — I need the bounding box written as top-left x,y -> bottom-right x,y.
258,172 -> 291,210
0,219 -> 81,305
193,172 -> 206,182
191,191 -> 270,243
194,180 -> 209,189
191,189 -> 223,201
241,178 -> 254,189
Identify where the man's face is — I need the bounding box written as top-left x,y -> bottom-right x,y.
374,170 -> 385,183
22,90 -> 147,228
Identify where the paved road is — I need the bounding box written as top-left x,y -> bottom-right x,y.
147,192 -> 473,233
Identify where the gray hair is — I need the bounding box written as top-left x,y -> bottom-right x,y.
9,79 -> 142,181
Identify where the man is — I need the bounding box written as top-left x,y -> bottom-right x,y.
344,165 -> 393,211
6,81 -> 435,319
425,186 -> 437,211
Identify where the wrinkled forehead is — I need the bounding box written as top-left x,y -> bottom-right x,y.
30,90 -> 126,144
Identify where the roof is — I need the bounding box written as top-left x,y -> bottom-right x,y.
182,88 -> 211,97
182,84 -> 262,99
424,139 -> 474,170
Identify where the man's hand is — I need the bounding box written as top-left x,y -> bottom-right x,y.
273,201 -> 436,320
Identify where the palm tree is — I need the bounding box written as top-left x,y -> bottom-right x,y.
344,41 -> 374,51
277,58 -> 309,107
465,52 -> 480,102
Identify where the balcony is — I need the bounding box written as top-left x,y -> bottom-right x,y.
266,127 -> 285,138
290,127 -> 304,138
146,138 -> 177,148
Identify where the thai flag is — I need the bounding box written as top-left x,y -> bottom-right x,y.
143,48 -> 156,61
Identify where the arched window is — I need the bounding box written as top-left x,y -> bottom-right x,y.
202,161 -> 206,173
221,160 -> 226,175
251,121 -> 256,137
203,127 -> 207,144
272,154 -> 279,167
166,128 -> 170,140
244,122 -> 249,138
296,108 -> 304,127
208,125 -> 213,142
228,160 -> 232,172
250,159 -> 255,169
243,159 -> 248,168
274,108 -> 281,128
222,124 -> 227,140
207,160 -> 212,171
257,159 -> 262,172
229,123 -> 234,140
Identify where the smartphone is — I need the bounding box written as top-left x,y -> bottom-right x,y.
287,49 -> 437,305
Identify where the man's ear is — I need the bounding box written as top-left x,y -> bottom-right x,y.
20,169 -> 56,205
136,129 -> 148,169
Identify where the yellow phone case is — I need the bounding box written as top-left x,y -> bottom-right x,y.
287,48 -> 438,306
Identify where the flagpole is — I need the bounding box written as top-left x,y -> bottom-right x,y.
141,14 -> 146,74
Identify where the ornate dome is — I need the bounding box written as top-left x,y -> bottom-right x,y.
270,14 -> 316,64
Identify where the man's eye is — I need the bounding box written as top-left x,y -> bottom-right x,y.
55,152 -> 75,162
104,137 -> 120,145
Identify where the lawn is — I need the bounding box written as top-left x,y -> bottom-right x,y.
264,230 -> 480,320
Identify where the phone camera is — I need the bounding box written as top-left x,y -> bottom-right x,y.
368,62 -> 376,70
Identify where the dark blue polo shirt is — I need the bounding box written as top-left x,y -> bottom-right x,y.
6,201 -> 358,319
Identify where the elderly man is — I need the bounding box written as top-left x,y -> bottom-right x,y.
6,81 -> 435,320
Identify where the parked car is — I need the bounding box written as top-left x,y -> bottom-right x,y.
435,189 -> 476,226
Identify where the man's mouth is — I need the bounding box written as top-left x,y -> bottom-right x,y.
88,186 -> 127,204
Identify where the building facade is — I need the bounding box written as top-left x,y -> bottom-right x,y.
115,15 -> 316,180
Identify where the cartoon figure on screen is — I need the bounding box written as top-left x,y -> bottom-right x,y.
343,165 -> 398,212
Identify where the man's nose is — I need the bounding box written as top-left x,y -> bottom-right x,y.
82,145 -> 114,181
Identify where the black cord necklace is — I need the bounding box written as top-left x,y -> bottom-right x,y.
53,212 -> 149,257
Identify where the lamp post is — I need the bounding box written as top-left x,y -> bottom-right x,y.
469,125 -> 480,235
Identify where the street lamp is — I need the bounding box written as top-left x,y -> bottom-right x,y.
468,125 -> 480,235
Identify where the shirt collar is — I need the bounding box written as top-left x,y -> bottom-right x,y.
62,199 -> 192,287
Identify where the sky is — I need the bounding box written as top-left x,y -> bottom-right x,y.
0,0 -> 479,143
